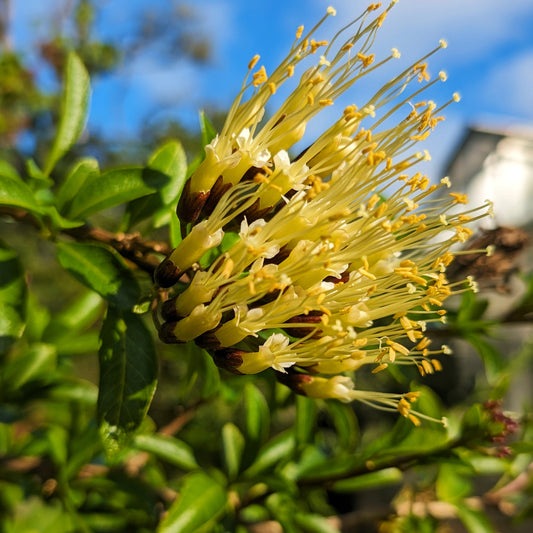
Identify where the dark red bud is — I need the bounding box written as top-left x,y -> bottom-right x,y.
158,322 -> 182,344
154,257 -> 181,288
211,348 -> 245,374
177,177 -> 211,224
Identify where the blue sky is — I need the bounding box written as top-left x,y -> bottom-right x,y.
12,0 -> 533,176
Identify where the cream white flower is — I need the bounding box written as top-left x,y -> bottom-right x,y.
156,3 -> 491,424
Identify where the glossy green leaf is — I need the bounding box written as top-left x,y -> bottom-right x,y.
56,157 -> 100,212
2,343 -> 57,391
157,472 -> 226,533
44,51 -> 90,175
222,422 -> 245,479
331,467 -> 402,493
0,175 -> 41,213
0,241 -> 27,353
134,434 -> 198,470
126,140 -> 187,228
67,167 -> 169,220
97,307 -> 158,455
295,395 -> 318,446
56,242 -> 140,311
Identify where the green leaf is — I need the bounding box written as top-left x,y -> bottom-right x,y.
56,242 -> 140,311
67,166 -> 169,220
26,159 -> 52,186
244,430 -> 295,478
331,467 -> 402,493
2,343 -> 57,391
126,140 -> 187,228
44,51 -> 90,175
265,493 -> 298,533
56,157 -> 99,212
97,307 -> 158,455
295,395 -> 318,446
44,290 -> 103,341
183,342 -> 220,399
157,472 -> 227,533
187,111 -> 218,174
293,512 -> 341,533
436,463 -> 472,503
324,400 -> 359,452
222,422 -> 245,479
0,241 -> 27,353
456,504 -> 496,533
244,383 -> 270,450
465,333 -> 505,384
0,175 -> 41,213
0,160 -> 21,180
133,434 -> 198,470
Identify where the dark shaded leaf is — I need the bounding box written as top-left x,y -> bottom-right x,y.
0,241 -> 27,353
324,400 -> 359,452
465,333 -> 505,384
97,307 -> 158,455
295,395 -> 317,446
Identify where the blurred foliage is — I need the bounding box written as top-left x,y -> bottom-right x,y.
1,2 -> 533,532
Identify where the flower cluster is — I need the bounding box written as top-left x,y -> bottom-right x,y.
154,2 -> 491,424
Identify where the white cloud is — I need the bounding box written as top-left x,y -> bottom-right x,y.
325,0 -> 533,63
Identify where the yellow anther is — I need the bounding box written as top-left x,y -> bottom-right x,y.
268,82 -> 277,95
372,363 -> 388,374
319,98 -> 334,106
296,25 -> 304,39
449,192 -> 468,204
252,65 -> 268,86
248,54 -> 260,70
357,52 -> 375,68
358,267 -> 377,280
